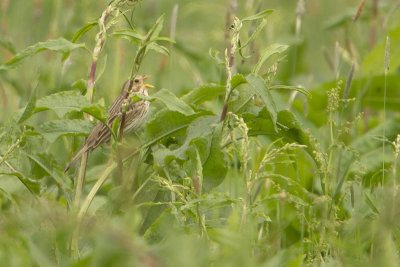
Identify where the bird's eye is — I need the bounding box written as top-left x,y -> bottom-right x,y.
134,79 -> 140,83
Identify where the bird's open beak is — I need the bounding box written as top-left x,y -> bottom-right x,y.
144,83 -> 154,89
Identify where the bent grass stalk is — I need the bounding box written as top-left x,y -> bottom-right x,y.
383,36 -> 390,183
71,162 -> 117,259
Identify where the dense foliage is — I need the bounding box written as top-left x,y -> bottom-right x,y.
1,0 -> 400,266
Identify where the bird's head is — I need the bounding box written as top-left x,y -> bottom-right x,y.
131,75 -> 154,93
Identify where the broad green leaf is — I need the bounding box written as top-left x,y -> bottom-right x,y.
144,208 -> 175,244
231,73 -> 247,89
144,109 -> 209,146
277,110 -> 321,169
362,26 -> 400,76
310,75 -> 400,116
72,79 -> 87,94
81,105 -> 108,124
246,74 -> 277,131
0,172 -> 40,195
333,119 -> 400,199
153,88 -> 195,116
181,84 -> 225,106
202,123 -> 227,191
241,9 -> 274,22
252,43 -> 288,74
230,85 -> 260,114
35,91 -> 90,118
24,152 -> 72,193
37,119 -> 94,143
18,84 -> 38,124
153,116 -> 217,165
243,113 -> 275,136
348,148 -> 393,188
0,38 -> 85,70
270,85 -> 312,98
349,118 -> 400,157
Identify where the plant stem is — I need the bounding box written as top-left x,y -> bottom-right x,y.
220,17 -> 242,122
74,3 -> 116,207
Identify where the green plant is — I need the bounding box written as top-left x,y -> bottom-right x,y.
1,0 -> 400,266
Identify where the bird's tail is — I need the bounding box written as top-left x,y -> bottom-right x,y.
64,145 -> 88,173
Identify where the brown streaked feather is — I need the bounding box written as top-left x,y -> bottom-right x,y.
64,76 -> 150,173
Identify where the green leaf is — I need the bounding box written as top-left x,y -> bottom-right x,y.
35,90 -> 90,117
147,42 -> 170,56
0,36 -> 16,54
24,152 -> 72,195
202,123 -> 227,191
112,29 -> 145,44
241,9 -> 274,22
72,79 -> 87,94
258,172 -> 311,201
362,26 -> 400,76
153,88 -> 195,116
246,74 -> 278,131
144,110 -> 208,147
146,14 -> 165,42
81,105 -> 108,124
72,21 -> 97,43
323,9 -> 356,30
270,85 -> 312,98
209,48 -> 224,65
277,110 -> 321,170
181,84 -> 225,106
18,83 -> 38,124
153,116 -> 217,165
364,192 -> 380,214
240,19 -> 268,50
95,54 -> 108,82
0,172 -> 40,195
252,43 -> 288,74
37,119 -> 94,143
144,208 -> 176,244
244,113 -> 275,136
231,73 -> 247,89
0,38 -> 85,70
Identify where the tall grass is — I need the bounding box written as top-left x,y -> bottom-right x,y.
1,0 -> 400,266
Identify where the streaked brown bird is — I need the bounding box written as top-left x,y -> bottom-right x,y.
64,75 -> 153,173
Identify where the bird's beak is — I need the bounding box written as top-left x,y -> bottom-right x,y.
143,75 -> 151,80
144,83 -> 154,89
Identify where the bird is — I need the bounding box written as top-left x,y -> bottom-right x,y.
64,75 -> 153,173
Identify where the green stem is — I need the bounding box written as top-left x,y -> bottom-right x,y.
71,162 -> 117,259
74,153 -> 88,207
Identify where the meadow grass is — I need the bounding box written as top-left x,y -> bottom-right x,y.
1,0 -> 400,266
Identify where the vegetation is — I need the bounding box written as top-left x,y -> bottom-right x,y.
1,0 -> 400,266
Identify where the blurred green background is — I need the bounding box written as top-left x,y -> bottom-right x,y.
1,0 -> 400,266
